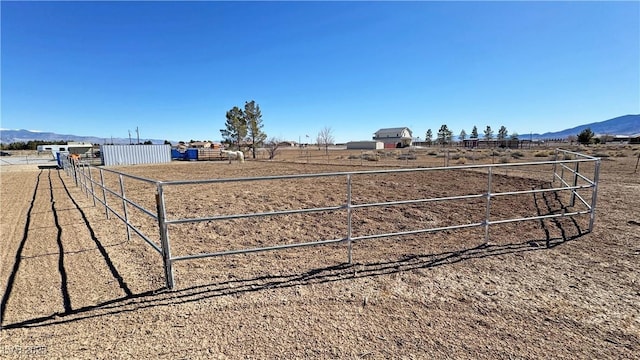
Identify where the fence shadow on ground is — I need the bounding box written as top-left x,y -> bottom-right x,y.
2,186 -> 588,330
0,169 -> 133,331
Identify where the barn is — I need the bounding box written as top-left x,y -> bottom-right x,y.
373,127 -> 413,148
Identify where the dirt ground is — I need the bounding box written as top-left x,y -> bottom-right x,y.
1,146 -> 638,359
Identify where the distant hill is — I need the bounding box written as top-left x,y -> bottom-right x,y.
0,129 -> 169,145
532,114 -> 640,139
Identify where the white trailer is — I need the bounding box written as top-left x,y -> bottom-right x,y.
37,142 -> 93,158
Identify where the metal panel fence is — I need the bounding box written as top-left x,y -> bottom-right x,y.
100,144 -> 171,166
60,149 -> 600,290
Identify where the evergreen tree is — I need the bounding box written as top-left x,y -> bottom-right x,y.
459,129 -> 467,142
484,126 -> 493,141
470,126 -> 478,139
437,124 -> 452,146
497,126 -> 508,140
497,126 -> 508,147
220,106 -> 246,150
577,128 -> 595,145
244,100 -> 267,159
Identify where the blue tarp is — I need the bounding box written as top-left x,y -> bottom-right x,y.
171,148 -> 198,161
186,149 -> 198,160
171,149 -> 187,160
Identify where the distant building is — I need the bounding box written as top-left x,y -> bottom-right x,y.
346,141 -> 384,150
609,134 -> 640,144
277,141 -> 296,147
189,141 -> 212,148
373,127 -> 413,148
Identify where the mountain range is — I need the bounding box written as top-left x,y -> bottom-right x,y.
0,130 -> 168,145
531,114 -> 639,139
1,114 -> 638,144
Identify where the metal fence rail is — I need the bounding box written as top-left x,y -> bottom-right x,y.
60,149 -> 600,290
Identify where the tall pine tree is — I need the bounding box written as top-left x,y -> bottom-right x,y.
220,106 -> 246,150
244,100 -> 267,159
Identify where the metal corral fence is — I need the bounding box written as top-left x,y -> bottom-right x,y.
59,149 -> 600,290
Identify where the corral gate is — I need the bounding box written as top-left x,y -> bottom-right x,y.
60,149 -> 600,290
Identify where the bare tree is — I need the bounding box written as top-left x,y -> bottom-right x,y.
317,126 -> 334,155
265,137 -> 281,160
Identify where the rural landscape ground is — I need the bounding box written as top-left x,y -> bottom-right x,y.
1,145 -> 638,359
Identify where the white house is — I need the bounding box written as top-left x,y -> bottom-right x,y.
373,127 -> 413,148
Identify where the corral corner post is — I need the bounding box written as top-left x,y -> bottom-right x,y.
346,174 -> 353,264
588,158 -> 601,232
156,182 -> 175,290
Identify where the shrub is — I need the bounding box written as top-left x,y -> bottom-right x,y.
362,153 -> 380,161
397,154 -> 416,160
427,150 -> 438,156
500,156 -> 510,163
534,151 -> 549,157
511,151 -> 525,159
456,157 -> 467,164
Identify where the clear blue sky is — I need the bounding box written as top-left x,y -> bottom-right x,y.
2,1 -> 639,143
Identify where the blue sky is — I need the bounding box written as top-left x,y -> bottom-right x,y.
1,1 -> 638,143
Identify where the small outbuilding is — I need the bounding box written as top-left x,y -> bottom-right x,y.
373,127 -> 413,148
346,141 -> 384,150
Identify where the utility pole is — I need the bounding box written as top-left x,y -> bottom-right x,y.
136,126 -> 140,145
128,130 -> 132,145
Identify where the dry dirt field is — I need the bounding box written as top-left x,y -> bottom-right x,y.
1,146 -> 639,359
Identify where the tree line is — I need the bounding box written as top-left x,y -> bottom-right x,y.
424,125 -> 517,146
0,140 -> 67,150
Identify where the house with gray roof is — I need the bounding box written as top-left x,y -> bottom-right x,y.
373,127 -> 413,148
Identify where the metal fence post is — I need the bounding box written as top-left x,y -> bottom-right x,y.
83,165 -> 89,197
484,166 -> 493,244
88,166 -> 96,206
552,149 -> 559,184
78,164 -> 83,191
346,174 -> 353,264
560,156 -> 565,184
570,161 -> 579,207
588,159 -> 601,232
119,174 -> 131,242
156,183 -> 175,290
100,169 -> 110,219
73,161 -> 78,187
